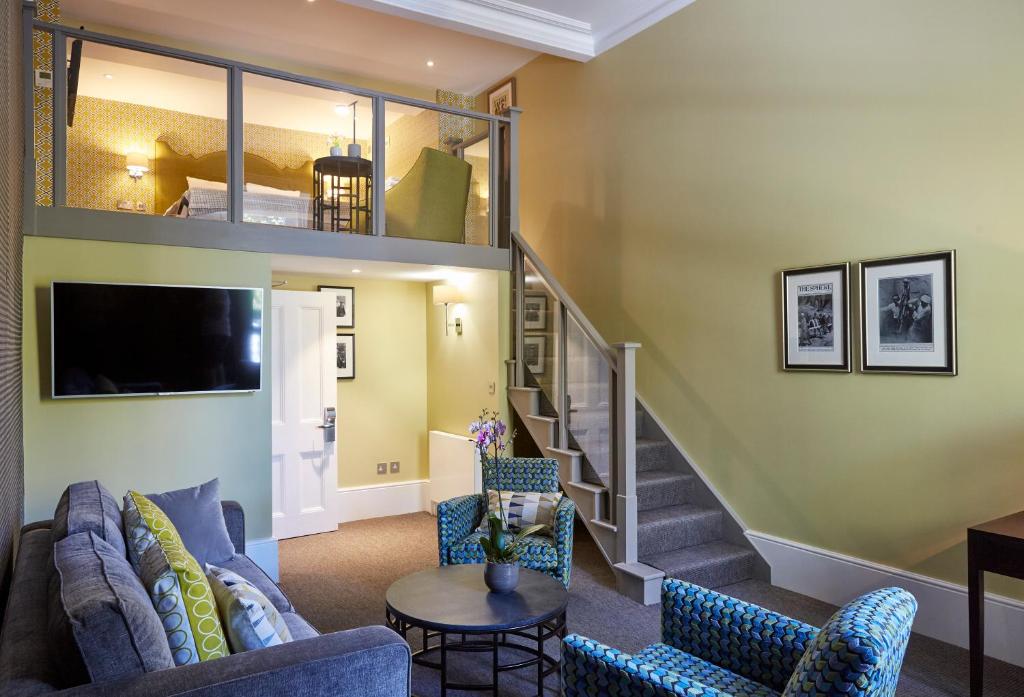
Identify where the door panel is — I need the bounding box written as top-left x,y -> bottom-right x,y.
271,290 -> 337,539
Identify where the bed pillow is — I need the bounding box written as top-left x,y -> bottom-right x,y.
51,532 -> 174,683
206,564 -> 293,653
145,479 -> 236,568
246,182 -> 303,197
130,491 -> 229,665
477,490 -> 562,533
186,176 -> 227,191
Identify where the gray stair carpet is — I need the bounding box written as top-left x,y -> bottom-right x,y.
635,435 -> 755,589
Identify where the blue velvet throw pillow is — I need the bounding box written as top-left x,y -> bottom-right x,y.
143,478 -> 236,569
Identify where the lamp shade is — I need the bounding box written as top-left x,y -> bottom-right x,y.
432,285 -> 463,306
125,152 -> 149,173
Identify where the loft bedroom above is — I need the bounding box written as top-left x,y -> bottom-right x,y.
23,5 -> 518,271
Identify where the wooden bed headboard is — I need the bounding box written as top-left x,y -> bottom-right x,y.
153,140 -> 316,215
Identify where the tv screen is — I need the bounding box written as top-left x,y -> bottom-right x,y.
51,282 -> 263,398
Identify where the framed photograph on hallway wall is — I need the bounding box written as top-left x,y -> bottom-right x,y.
319,285 -> 354,328
860,251 -> 957,375
523,335 -> 546,375
336,334 -> 355,380
781,262 -> 851,372
523,294 -> 547,331
487,77 -> 516,115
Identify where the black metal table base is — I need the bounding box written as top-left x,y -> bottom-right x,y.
386,609 -> 567,697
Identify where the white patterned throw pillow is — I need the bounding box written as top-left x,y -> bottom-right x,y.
206,564 -> 293,653
478,490 -> 562,533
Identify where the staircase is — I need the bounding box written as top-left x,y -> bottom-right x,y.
508,233 -> 767,603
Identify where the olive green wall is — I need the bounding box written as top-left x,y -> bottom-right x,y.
511,0 -> 1024,595
426,271 -> 510,437
270,274 -> 429,489
22,237 -> 273,539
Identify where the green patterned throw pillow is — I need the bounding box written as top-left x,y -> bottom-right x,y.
478,490 -> 562,533
129,491 -> 229,665
207,564 -> 293,653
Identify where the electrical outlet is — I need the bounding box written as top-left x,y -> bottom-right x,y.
389,461 -> 400,474
377,463 -> 387,475
488,381 -> 496,395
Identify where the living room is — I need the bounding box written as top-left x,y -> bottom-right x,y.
3,1 -> 1024,697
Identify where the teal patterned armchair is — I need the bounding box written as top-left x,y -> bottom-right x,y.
562,579 -> 917,697
436,457 -> 575,587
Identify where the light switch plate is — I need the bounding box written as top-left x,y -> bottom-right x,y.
377,463 -> 387,475
389,461 -> 400,473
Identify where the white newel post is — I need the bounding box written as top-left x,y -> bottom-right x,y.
614,342 -> 640,565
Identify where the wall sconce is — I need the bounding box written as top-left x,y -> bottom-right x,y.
125,152 -> 149,181
432,284 -> 464,336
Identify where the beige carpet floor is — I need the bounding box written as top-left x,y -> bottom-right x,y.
279,512 -> 1024,697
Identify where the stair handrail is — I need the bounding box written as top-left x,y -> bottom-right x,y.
511,232 -> 640,565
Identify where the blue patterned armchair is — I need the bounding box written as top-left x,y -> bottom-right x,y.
436,457 -> 575,587
563,579 -> 917,697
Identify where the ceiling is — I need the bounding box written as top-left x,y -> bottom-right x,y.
61,0 -> 697,96
271,255 -> 481,283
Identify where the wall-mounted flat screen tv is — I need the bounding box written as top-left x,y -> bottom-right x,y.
51,282 -> 263,398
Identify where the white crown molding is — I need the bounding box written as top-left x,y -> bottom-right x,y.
339,0 -> 594,61
338,0 -> 697,64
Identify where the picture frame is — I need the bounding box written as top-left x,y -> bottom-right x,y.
335,333 -> 355,380
523,293 -> 547,331
319,285 -> 354,328
859,250 -> 957,375
487,78 -> 516,116
781,262 -> 851,372
523,335 -> 546,375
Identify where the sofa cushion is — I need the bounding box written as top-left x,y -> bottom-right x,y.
52,481 -> 126,559
218,554 -> 293,613
131,491 -> 229,665
635,643 -> 779,697
51,532 -> 174,684
207,563 -> 293,653
478,490 -> 563,532
282,612 -> 320,641
448,530 -> 558,570
145,478 -> 236,568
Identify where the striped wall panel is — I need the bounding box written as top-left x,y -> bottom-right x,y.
0,0 -> 26,612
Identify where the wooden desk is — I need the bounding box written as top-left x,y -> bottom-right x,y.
967,511 -> 1024,696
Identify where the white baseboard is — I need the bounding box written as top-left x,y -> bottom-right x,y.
336,479 -> 430,524
747,530 -> 1024,668
246,537 -> 280,582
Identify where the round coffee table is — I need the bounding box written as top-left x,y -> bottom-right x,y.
385,565 -> 568,696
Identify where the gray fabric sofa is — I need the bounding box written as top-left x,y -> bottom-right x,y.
0,488 -> 411,696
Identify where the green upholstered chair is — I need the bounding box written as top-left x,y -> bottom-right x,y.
385,147 -> 471,244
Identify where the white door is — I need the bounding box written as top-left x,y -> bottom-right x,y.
271,290 -> 338,539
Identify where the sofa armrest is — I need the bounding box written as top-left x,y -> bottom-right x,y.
59,626 -> 410,697
436,494 -> 485,565
553,496 -> 575,587
562,634 -> 723,697
661,579 -> 817,692
221,500 -> 245,554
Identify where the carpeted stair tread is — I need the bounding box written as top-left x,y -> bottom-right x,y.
642,541 -> 756,589
636,469 -> 694,511
637,504 -> 723,557
636,438 -> 672,472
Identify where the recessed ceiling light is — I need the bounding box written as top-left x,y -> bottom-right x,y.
351,269 -> 361,274
426,60 -> 435,68
103,73 -> 113,79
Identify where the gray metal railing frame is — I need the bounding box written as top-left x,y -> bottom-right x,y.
21,3 -> 516,257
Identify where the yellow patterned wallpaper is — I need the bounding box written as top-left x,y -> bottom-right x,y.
67,95 -> 369,213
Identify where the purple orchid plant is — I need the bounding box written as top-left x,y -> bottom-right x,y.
469,409 -> 545,564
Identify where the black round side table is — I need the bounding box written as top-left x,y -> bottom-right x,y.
385,565 -> 568,697
312,155 -> 372,233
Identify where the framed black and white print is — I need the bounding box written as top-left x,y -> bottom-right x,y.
860,251 -> 956,375
781,263 -> 851,371
335,334 -> 355,380
319,285 -> 354,328
523,294 -> 547,331
523,335 -> 546,374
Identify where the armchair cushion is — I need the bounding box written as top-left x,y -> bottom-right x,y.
448,530 -> 558,570
635,643 -> 778,697
477,490 -> 563,532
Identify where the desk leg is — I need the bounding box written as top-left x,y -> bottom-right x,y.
968,543 -> 984,697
